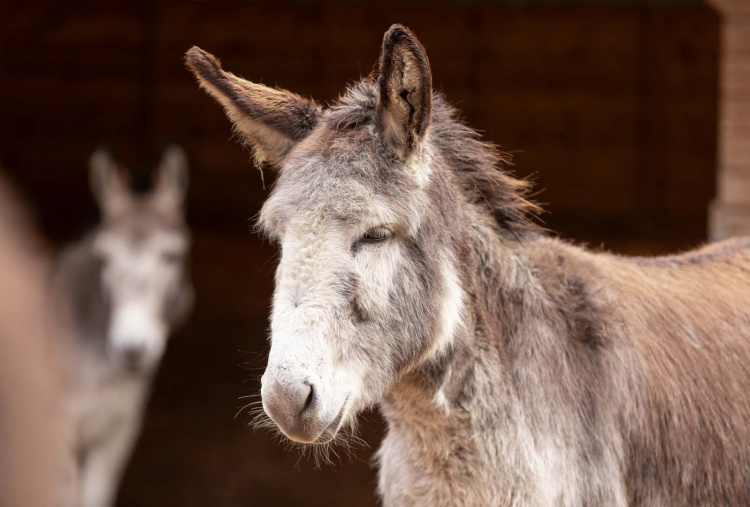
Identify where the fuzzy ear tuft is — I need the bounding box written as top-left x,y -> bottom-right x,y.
376,25 -> 433,160
185,46 -> 321,169
152,144 -> 189,216
89,148 -> 131,219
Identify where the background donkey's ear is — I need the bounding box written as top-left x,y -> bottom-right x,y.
185,46 -> 321,169
153,144 -> 189,214
89,147 -> 131,219
376,25 -> 433,161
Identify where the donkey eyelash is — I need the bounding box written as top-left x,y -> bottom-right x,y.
357,227 -> 392,246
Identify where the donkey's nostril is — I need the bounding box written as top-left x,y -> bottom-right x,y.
302,383 -> 315,415
261,377 -> 322,442
120,344 -> 146,370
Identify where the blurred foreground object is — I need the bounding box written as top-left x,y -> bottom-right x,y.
0,173 -> 66,507
52,146 -> 193,507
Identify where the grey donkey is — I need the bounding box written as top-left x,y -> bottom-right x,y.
52,147 -> 193,507
187,25 -> 750,506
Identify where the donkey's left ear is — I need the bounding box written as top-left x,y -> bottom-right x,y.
186,46 -> 321,169
153,144 -> 189,213
376,25 -> 433,161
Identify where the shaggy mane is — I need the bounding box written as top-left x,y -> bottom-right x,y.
326,80 -> 541,236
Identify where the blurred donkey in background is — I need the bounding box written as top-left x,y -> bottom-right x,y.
52,146 -> 194,507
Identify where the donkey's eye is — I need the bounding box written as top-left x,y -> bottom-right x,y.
161,251 -> 184,264
361,227 -> 392,244
95,254 -> 109,271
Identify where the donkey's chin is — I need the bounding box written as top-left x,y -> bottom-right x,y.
277,397 -> 350,445
312,398 -> 349,444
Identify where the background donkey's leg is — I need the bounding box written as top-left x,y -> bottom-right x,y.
79,419 -> 141,507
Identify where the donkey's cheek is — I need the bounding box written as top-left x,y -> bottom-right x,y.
421,257 -> 467,361
353,243 -> 402,316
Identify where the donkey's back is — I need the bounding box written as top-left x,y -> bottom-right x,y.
595,236 -> 750,505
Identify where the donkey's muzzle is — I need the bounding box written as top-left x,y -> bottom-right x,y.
261,378 -> 321,443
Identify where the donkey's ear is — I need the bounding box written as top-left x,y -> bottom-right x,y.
376,25 -> 433,160
153,144 -> 189,213
89,148 -> 131,219
185,46 -> 321,168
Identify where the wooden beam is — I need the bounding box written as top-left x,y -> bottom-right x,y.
708,0 -> 750,238
707,0 -> 750,16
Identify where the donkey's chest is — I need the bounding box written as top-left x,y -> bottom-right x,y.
68,377 -> 148,450
376,421 -> 517,507
375,410 -> 602,507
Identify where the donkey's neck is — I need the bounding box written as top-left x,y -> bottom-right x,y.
384,202 -> 540,410
377,207 -> 548,501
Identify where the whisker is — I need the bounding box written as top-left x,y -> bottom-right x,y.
234,400 -> 265,419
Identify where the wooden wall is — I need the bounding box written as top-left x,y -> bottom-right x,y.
0,2 -> 719,506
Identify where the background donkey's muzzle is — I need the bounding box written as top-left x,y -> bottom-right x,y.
108,304 -> 167,370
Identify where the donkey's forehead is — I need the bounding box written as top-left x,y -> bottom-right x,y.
288,120 -> 387,179
262,177 -> 399,233
261,126 -> 420,234
95,212 -> 188,253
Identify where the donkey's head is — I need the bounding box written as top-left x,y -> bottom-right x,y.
188,26 -> 495,445
88,146 -> 193,372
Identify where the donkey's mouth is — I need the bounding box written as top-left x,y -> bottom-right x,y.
314,396 -> 349,445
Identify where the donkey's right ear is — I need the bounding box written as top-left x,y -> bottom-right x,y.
89,148 -> 131,219
185,46 -> 321,169
376,25 -> 432,161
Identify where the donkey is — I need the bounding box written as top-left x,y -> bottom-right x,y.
187,25 -> 750,506
52,147 -> 193,507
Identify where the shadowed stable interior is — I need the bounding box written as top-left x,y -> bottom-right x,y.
0,1 -> 718,505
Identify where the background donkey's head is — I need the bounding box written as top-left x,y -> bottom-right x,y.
188,25 -> 528,446
86,146 -> 193,372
